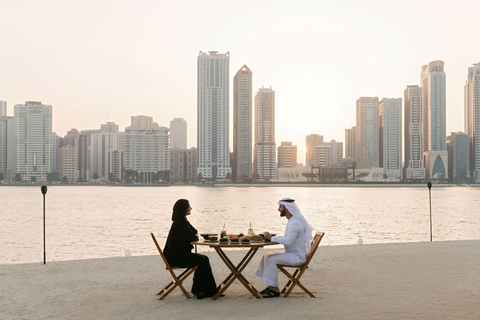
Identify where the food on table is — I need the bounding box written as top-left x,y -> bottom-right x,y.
230,237 -> 240,243
219,237 -> 229,243
248,235 -> 264,242
208,235 -> 218,241
241,238 -> 251,243
201,233 -> 218,240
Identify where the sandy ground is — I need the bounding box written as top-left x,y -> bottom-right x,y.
1,240 -> 479,320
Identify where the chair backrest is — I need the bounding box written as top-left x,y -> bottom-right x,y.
304,231 -> 325,267
151,232 -> 173,270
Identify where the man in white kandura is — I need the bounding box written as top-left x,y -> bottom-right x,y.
255,197 -> 314,298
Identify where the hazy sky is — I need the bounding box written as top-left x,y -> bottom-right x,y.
1,0 -> 479,164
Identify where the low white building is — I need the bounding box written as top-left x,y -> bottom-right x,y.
276,167 -> 307,182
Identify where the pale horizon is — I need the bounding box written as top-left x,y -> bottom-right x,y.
1,0 -> 479,164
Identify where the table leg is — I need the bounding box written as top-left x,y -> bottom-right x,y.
212,247 -> 262,300
217,247 -> 254,287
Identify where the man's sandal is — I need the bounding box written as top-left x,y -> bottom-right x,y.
260,287 -> 270,294
262,289 -> 280,298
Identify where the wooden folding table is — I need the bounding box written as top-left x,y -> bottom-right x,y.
191,239 -> 278,300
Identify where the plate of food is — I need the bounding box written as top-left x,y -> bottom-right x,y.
249,235 -> 265,242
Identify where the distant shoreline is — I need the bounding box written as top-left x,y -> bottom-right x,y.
1,183 -> 478,188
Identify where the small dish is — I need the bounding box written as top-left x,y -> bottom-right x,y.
200,233 -> 218,240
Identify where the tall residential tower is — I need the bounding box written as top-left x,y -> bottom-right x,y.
233,65 -> 253,181
379,98 -> 402,180
465,63 -> 480,182
13,101 -> 52,181
404,85 -> 425,179
254,86 -> 276,180
197,51 -> 231,180
421,61 -> 448,179
355,97 -> 379,169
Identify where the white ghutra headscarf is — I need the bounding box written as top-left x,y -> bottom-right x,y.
278,197 -> 314,254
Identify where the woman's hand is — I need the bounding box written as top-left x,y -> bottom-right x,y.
264,232 -> 272,240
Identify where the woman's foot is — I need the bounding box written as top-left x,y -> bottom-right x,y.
195,292 -> 206,299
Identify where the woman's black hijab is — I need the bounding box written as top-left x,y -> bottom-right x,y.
172,199 -> 190,221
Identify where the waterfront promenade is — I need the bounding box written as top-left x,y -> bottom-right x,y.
1,240 -> 479,319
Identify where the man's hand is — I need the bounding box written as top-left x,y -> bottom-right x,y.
264,232 -> 272,240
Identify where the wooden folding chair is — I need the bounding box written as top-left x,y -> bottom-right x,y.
277,231 -> 325,297
150,233 -> 198,300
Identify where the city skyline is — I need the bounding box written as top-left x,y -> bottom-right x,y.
1,1 -> 480,165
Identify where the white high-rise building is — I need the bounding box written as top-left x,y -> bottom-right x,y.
170,118 -> 187,149
465,63 -> 480,182
356,97 -> 379,169
404,85 -> 425,180
379,98 -> 403,180
197,51 -> 231,180
13,101 -> 52,181
254,86 -> 276,180
233,65 -> 253,181
91,123 -> 124,180
421,61 -> 448,179
124,125 -> 169,183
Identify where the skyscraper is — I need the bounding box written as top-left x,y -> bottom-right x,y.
197,51 -> 231,180
59,145 -> 77,183
355,97 -> 379,169
254,86 -> 276,180
233,65 -> 253,181
464,63 -> 480,182
305,134 -> 324,169
170,118 -> 187,149
421,61 -> 448,179
91,123 -> 124,180
0,116 -> 14,182
63,129 -> 88,182
13,101 -> 52,181
51,132 -> 60,182
345,127 -> 356,159
447,132 -> 469,183
379,98 -> 403,180
404,85 -> 425,180
124,117 -> 169,184
277,142 -> 297,168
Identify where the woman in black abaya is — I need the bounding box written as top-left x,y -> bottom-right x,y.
163,199 -> 219,299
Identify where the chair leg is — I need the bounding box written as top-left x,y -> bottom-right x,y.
280,268 -> 300,293
158,267 -> 197,300
279,267 -> 315,298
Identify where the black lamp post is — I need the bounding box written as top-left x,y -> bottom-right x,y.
41,185 -> 47,264
427,182 -> 432,241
